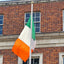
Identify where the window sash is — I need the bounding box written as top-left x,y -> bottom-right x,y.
23,57 -> 39,64
0,25 -> 3,34
25,12 -> 40,33
59,53 -> 64,64
63,10 -> 64,31
63,57 -> 64,64
63,56 -> 64,64
0,15 -> 3,35
0,55 -> 3,64
0,20 -> 3,24
18,53 -> 43,64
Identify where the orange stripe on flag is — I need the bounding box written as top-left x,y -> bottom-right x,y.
12,38 -> 33,62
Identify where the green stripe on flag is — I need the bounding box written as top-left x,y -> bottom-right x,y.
26,16 -> 35,40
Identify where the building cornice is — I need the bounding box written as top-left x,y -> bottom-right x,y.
0,0 -> 64,6
36,32 -> 64,40
0,32 -> 64,49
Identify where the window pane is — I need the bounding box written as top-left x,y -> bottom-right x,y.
26,13 -> 30,17
35,23 -> 40,27
34,58 -> 39,64
23,58 -> 39,64
0,30 -> 2,34
23,59 -> 29,64
0,20 -> 3,24
23,61 -> 27,64
36,23 -> 40,27
63,57 -> 64,64
0,15 -> 3,35
25,12 -> 40,32
27,60 -> 29,64
33,13 -> 35,17
0,25 -> 3,29
0,55 -> 3,64
63,10 -> 64,31
33,18 -> 36,22
0,15 -> 3,19
36,18 -> 40,22
31,59 -> 33,64
25,18 -> 29,22
36,12 -> 40,17
0,25 -> 3,34
35,28 -> 40,32
35,23 -> 40,32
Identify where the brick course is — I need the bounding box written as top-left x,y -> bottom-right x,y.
0,49 -> 17,64
0,1 -> 64,35
34,47 -> 64,64
1,47 -> 64,64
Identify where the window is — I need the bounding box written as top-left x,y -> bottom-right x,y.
25,12 -> 40,33
23,57 -> 39,64
18,53 -> 43,64
0,15 -> 3,35
63,10 -> 64,31
63,56 -> 64,64
50,0 -> 58,1
0,55 -> 3,64
59,52 -> 64,64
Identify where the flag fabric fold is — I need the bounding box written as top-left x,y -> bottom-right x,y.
12,16 -> 36,62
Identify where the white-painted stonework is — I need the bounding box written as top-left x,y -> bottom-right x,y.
0,32 -> 64,49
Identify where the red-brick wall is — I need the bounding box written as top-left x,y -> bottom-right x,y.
0,49 -> 17,64
0,1 -> 64,35
1,47 -> 64,64
34,47 -> 64,64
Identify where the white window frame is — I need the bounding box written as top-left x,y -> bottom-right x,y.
59,52 -> 64,64
0,15 -> 3,35
63,10 -> 64,31
50,0 -> 58,1
18,53 -> 43,64
0,55 -> 3,64
24,12 -> 41,33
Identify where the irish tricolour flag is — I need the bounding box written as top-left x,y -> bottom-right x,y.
12,16 -> 36,62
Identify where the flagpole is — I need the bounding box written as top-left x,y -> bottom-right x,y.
29,0 -> 33,64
